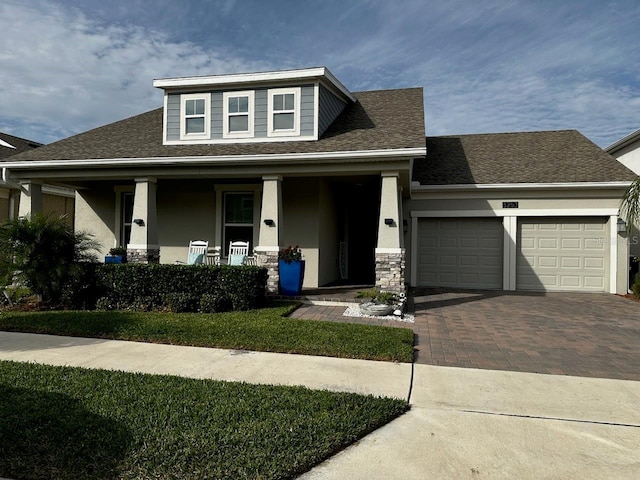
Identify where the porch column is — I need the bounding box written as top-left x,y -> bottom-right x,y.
375,172 -> 405,294
255,175 -> 282,294
127,177 -> 160,264
18,181 -> 43,218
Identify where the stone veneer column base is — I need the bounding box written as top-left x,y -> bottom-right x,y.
127,248 -> 160,264
375,250 -> 406,294
256,250 -> 279,294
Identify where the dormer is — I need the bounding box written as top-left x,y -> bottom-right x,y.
153,67 -> 356,145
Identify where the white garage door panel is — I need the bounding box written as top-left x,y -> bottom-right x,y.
418,218 -> 503,289
517,217 -> 608,292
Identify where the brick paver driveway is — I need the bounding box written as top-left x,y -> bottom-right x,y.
412,289 -> 640,381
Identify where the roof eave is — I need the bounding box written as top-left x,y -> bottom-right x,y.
411,181 -> 633,192
605,128 -> 640,153
153,66 -> 356,103
2,147 -> 427,170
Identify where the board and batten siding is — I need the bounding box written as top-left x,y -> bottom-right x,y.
165,85 -> 316,142
318,84 -> 347,137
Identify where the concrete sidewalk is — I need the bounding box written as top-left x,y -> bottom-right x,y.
1,332 -> 639,479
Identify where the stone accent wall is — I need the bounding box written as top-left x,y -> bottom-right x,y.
127,248 -> 160,264
375,251 -> 406,294
256,250 -> 279,294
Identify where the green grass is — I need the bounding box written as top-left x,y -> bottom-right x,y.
0,303 -> 415,363
0,360 -> 409,479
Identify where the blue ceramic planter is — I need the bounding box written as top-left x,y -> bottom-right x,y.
105,255 -> 123,264
279,259 -> 305,295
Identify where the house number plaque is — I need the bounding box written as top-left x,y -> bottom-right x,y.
502,202 -> 519,208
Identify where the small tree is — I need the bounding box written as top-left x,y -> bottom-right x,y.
0,213 -> 99,305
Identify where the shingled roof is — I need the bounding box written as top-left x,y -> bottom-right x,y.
413,130 -> 636,185
3,88 -> 425,163
0,132 -> 42,159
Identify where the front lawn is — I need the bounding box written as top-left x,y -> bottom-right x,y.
0,360 -> 408,479
0,304 -> 415,363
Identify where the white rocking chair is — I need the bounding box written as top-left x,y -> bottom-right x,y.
228,241 -> 249,266
175,240 -> 209,265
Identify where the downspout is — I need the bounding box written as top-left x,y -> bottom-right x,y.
2,167 -> 23,220
1,167 -> 22,190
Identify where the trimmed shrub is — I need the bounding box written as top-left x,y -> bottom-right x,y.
199,293 -> 233,313
633,273 -> 640,299
63,263 -> 267,312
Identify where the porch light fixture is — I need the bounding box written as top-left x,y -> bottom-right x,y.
384,218 -> 395,226
264,219 -> 275,226
617,218 -> 627,233
133,218 -> 145,226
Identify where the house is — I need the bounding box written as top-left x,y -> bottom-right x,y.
0,132 -> 75,224
606,128 -> 640,283
0,67 -> 635,294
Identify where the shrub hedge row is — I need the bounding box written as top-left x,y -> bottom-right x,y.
61,264 -> 267,312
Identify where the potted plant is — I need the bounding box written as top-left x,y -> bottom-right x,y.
105,246 -> 127,264
356,288 -> 398,316
278,245 -> 304,295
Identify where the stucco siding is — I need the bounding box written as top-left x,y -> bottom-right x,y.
157,182 -> 216,264
318,178 -> 340,285
282,177 -> 320,288
75,189 -> 116,257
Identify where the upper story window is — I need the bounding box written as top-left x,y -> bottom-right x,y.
180,93 -> 211,140
223,90 -> 254,138
268,87 -> 301,137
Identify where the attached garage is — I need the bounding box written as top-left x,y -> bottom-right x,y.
516,217 -> 609,292
417,218 -> 503,289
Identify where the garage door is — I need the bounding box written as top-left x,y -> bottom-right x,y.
517,217 -> 608,292
417,218 -> 503,289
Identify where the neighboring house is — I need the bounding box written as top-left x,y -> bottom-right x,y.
0,67 -> 635,294
606,128 -> 640,281
0,131 -> 75,225
606,128 -> 640,175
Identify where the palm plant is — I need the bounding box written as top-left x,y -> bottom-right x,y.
620,177 -> 640,233
0,213 -> 99,305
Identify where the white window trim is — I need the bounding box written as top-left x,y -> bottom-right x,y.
180,93 -> 211,140
268,87 -> 301,137
214,184 -> 262,255
223,90 -> 255,139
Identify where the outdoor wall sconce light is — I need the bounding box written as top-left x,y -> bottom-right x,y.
384,218 -> 395,226
617,218 -> 627,233
133,218 -> 145,226
264,219 -> 275,226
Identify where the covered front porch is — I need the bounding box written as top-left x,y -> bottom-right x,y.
14,161 -> 412,294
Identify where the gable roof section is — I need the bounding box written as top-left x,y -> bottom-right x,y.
3,88 -> 425,164
0,132 -> 42,159
413,130 -> 636,186
605,127 -> 640,154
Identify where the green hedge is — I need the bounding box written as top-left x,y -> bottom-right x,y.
61,264 -> 267,312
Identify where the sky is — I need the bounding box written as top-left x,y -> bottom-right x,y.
1,0 -> 638,148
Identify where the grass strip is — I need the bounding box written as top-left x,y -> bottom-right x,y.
0,304 -> 414,363
0,360 -> 408,479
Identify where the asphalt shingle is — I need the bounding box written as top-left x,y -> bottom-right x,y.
2,88 -> 426,162
413,130 -> 636,185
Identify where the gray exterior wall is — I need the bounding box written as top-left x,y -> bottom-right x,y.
318,84 -> 346,137
300,85 -> 315,136
166,84 -> 316,142
166,94 -> 180,141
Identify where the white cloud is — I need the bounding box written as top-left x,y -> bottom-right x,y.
0,0 -> 272,143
